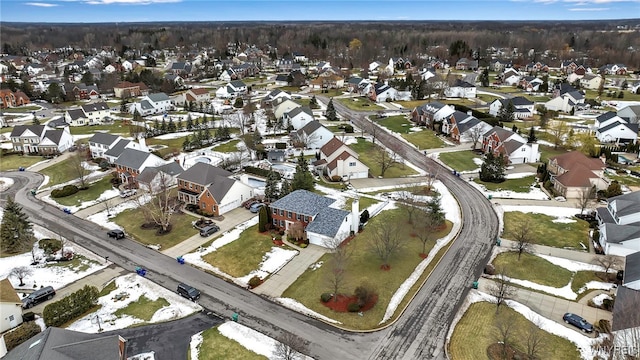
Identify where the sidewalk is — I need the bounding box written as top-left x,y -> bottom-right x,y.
253,241 -> 327,298
349,176 -> 431,190
27,151 -> 74,173
29,263 -> 129,314
477,277 -> 612,336
497,238 -> 596,262
161,207 -> 257,258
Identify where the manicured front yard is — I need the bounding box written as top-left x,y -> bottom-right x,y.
571,270 -> 608,295
40,157 -> 105,188
114,296 -> 170,322
375,115 -> 412,133
1,106 -> 41,113
438,151 -> 482,172
474,176 -> 537,193
337,97 -> 384,111
349,138 -> 418,178
46,255 -> 100,273
538,144 -> 569,164
503,212 -> 589,249
343,196 -> 379,212
282,208 -> 453,329
113,208 -> 198,249
68,121 -> 130,135
394,100 -> 429,109
492,252 -> 573,288
53,176 -> 116,206
401,130 -> 447,150
212,139 -> 241,153
449,302 -> 580,360
194,327 -> 267,360
145,135 -> 187,158
0,154 -> 45,172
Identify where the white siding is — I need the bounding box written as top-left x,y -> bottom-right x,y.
218,182 -> 254,215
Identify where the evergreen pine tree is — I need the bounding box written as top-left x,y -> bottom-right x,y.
176,118 -> 183,131
153,119 -> 160,135
258,205 -> 268,232
325,98 -> 338,121
182,135 -> 191,150
528,127 -> 537,143
264,170 -> 280,202
32,114 -> 40,125
160,118 -> 167,133
291,152 -> 314,191
0,196 -> 34,254
167,117 -> 176,133
202,114 -> 208,128
426,194 -> 445,226
280,178 -> 292,197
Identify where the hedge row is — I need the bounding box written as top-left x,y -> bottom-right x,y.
51,185 -> 79,198
453,104 -> 500,126
244,166 -> 281,179
4,321 -> 41,352
43,285 -> 99,328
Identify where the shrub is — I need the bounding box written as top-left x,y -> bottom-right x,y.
4,321 -> 41,352
299,243 -> 308,248
331,175 -> 342,182
360,210 -> 370,224
602,298 -> 615,311
275,142 -> 287,149
597,319 -> 612,334
22,311 -> 35,322
43,285 -> 99,327
484,264 -> 496,275
347,303 -> 361,312
244,166 -> 282,179
248,276 -> 262,289
320,293 -> 333,303
342,124 -> 354,133
51,184 -> 79,198
39,238 -> 63,254
354,284 -> 375,307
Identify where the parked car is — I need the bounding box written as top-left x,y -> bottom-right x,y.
177,283 -> 200,301
107,229 -> 125,239
22,286 -> 56,308
563,313 -> 593,333
243,200 -> 258,209
554,196 -> 567,202
120,189 -> 137,198
199,224 -> 220,237
249,202 -> 265,213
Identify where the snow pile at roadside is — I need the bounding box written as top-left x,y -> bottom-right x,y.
189,332 -> 204,360
469,180 -> 550,200
536,254 -> 605,273
67,274 -> 202,333
0,177 -> 15,192
86,194 -> 152,229
275,298 -> 341,324
577,281 -> 616,294
238,247 -> 298,284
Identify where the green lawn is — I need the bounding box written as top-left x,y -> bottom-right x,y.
114,296 -> 169,322
343,196 -> 379,212
212,139 -> 241,153
474,176 -> 537,193
349,138 -> 418,178
0,154 -> 45,172
68,121 -> 130,135
337,98 -> 385,111
607,173 -> 640,187
194,327 -> 267,360
492,252 -> 573,288
477,94 -> 500,104
394,100 -> 429,109
503,212 -> 590,249
572,270 -> 608,295
146,135 -> 187,158
1,106 -> 41,113
113,208 -> 198,248
39,157 -> 91,187
375,115 -> 412,133
311,89 -> 343,97
438,151 -> 482,172
584,89 -> 640,102
203,224 -> 292,278
402,130 -> 447,150
449,302 -> 580,360
53,177 -> 115,206
46,255 -> 100,273
282,209 -> 453,329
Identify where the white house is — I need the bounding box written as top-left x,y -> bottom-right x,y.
579,73 -> 603,90
545,90 -> 585,113
122,60 -> 134,71
369,82 -> 398,103
103,138 -> 150,164
317,137 -> 369,180
282,106 -> 314,130
9,125 -> 73,154
596,119 -> 639,144
445,79 -> 477,99
596,191 -> 640,256
215,80 -> 247,98
88,133 -> 122,159
130,93 -> 173,116
411,102 -> 456,128
0,278 -> 23,333
264,89 -> 291,104
292,121 -> 334,149
489,97 -> 535,119
274,99 -> 301,120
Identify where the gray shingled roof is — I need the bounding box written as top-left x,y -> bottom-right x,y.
114,148 -> 154,169
81,101 -> 109,112
598,121 -> 638,135
611,286 -> 640,332
610,191 -> 640,219
4,327 -> 124,360
230,80 -> 246,88
270,190 -> 335,217
205,176 -> 236,202
10,125 -> 45,138
596,207 -> 615,224
624,251 -> 640,286
147,93 -> 170,103
286,106 -> 313,118
297,120 -> 324,135
66,108 -> 86,120
137,162 -> 184,184
602,223 -> 640,244
500,96 -> 533,107
305,207 -> 350,238
104,139 -> 131,157
140,99 -> 154,110
177,162 -> 232,186
43,129 -> 64,146
596,111 -> 618,123
458,118 -> 482,133
88,133 -> 119,146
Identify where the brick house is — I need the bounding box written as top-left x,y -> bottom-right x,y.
547,151 -> 607,198
0,89 -> 30,108
113,148 -> 165,187
113,81 -> 149,98
176,162 -> 254,216
481,126 -> 540,164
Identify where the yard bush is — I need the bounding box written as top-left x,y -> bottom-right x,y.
185,204 -> 214,217
347,303 -> 361,312
602,298 -> 615,311
341,124 -> 354,133
39,238 -> 62,254
51,185 -> 79,198
22,312 -> 35,322
244,166 -> 281,179
275,142 -> 287,149
360,210 -> 370,224
320,293 -> 333,303
4,321 -> 41,352
354,284 -> 375,307
330,175 -> 342,182
43,285 -> 99,327
484,264 -> 496,275
597,319 -> 612,334
248,276 -> 262,289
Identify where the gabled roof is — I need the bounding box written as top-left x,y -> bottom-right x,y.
624,251 -> 640,286
457,118 -> 482,134
499,96 -> 533,107
177,162 -> 232,186
305,207 -> 351,238
597,111 -> 620,123
484,126 -> 514,141
81,101 -> 109,113
205,176 -> 236,203
320,137 -> 346,157
602,223 -> 640,244
598,121 -> 638,135
137,161 -> 184,184
449,110 -> 473,124
503,138 -> 525,154
450,79 -> 475,88
114,148 -> 157,170
611,286 -> 640,332
88,133 -> 120,146
554,163 -> 600,187
104,139 -> 131,157
297,120 -> 324,136
0,278 -> 20,303
42,129 -> 65,146
66,108 -> 86,121
609,191 -> 640,218
147,92 -> 170,103
285,106 -> 313,119
326,150 -> 358,171
189,88 -> 210,95
270,189 -> 335,217
230,80 -> 246,88
10,125 -> 45,138
550,151 -> 604,172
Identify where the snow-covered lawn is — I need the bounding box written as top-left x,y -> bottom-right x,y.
86,193 -> 152,229
0,177 -> 15,191
67,274 -> 201,333
468,178 -> 550,200
41,187 -> 121,214
590,293 -> 613,307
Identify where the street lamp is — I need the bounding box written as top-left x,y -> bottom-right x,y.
92,314 -> 103,332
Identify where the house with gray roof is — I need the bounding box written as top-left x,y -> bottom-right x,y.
4,327 -> 128,360
596,117 -> 638,144
282,106 -> 314,130
269,190 -> 357,247
176,162 -> 253,216
64,101 -> 110,126
443,110 -> 492,144
489,96 -> 535,119
113,148 -> 165,187
623,251 -> 640,290
88,133 -> 121,159
444,79 -> 477,99
129,93 -> 173,116
9,125 -> 73,155
411,101 -> 455,129
611,251 -> 640,356
481,126 -> 540,164
596,191 -> 640,256
618,104 -> 640,124
137,161 -> 184,194
292,121 -> 334,149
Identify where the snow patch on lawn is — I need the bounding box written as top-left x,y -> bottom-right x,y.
154,131 -> 193,140
86,194 -> 151,229
275,298 -> 341,324
0,177 -> 15,192
469,181 -> 550,200
535,254 -> 606,273
591,293 -> 612,307
501,205 -> 580,219
237,247 -> 298,284
577,281 -> 616,294
189,331 -> 204,360
41,187 -> 121,214
504,172 -> 536,179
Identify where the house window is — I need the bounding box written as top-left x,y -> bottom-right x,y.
206,192 -> 209,197
296,214 -> 301,220
349,162 -> 356,166
280,209 -> 284,216
190,183 -> 193,189
305,216 -> 309,222
280,220 -> 285,227
201,202 -> 206,209
273,219 -> 277,225
288,211 -> 292,218
9,315 -> 14,321
272,208 -> 277,215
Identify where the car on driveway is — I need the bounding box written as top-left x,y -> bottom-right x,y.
563,313 -> 593,333
107,229 -> 125,239
120,189 -> 137,198
249,202 -> 265,213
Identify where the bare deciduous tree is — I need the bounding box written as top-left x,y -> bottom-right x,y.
292,130 -> 319,149
414,207 -> 441,256
69,152 -> 90,188
592,254 -> 623,281
373,146 -> 398,177
468,126 -> 485,150
425,166 -> 440,193
136,170 -> 176,232
369,217 -> 403,270
101,197 -> 114,218
488,268 -> 516,313
511,219 -> 534,260
398,191 -> 419,224
577,186 -> 596,215
525,316 -> 546,360
493,312 -> 517,360
272,331 -> 310,360
324,235 -> 351,302
10,266 -> 33,286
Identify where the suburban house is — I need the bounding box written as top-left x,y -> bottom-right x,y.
113,81 -> 149,98
215,80 -> 247,98
490,59 -> 510,72
63,83 -> 100,100
518,76 -> 544,92
3,327 -> 128,360
129,93 -> 173,116
501,68 -> 521,86
291,121 -> 333,149
315,137 -> 369,180
9,125 -> 73,154
269,189 -> 357,247
263,89 -> 291,105
444,79 -> 477,98
579,73 -> 603,90
599,63 -> 628,75
455,58 -> 478,70
595,112 -> 638,144
137,161 -> 184,194
176,162 -> 254,216
346,77 -> 371,95
88,133 -> 122,159
273,99 -> 301,120
547,151 -> 607,198
282,106 -> 314,130
411,102 -> 455,129
545,89 -> 585,113
618,104 -> 640,124
170,61 -> 192,77
596,191 -> 640,256
481,126 -> 540,164
489,97 -> 535,119
113,148 -> 165,187
64,101 -> 110,126
274,74 -> 289,87
369,82 -> 398,103
612,256 -> 640,355
185,88 -> 211,104
0,278 -> 23,333
103,138 -> 149,164
0,89 -> 30,108
442,111 -> 491,144
310,73 -> 345,90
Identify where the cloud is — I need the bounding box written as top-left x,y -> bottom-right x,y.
25,2 -> 59,6
83,0 -> 181,4
563,0 -> 630,3
568,6 -> 611,10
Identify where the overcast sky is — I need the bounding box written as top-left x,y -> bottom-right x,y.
2,0 -> 639,23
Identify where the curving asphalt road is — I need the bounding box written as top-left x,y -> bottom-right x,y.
2,97 -> 499,359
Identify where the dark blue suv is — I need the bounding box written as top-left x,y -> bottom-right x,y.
563,313 -> 593,333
